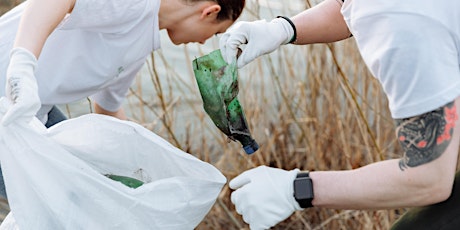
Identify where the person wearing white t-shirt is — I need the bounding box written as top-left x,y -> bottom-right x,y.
0,0 -> 245,198
219,0 -> 460,229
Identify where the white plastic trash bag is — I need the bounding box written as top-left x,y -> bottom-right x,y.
0,98 -> 226,230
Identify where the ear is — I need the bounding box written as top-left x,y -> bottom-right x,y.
200,4 -> 221,20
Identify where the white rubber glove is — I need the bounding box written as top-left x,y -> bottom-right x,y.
219,18 -> 294,68
2,47 -> 41,126
229,166 -> 302,230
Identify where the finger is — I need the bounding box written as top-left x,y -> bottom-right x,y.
237,42 -> 262,69
225,34 -> 247,66
249,223 -> 265,230
0,97 -> 11,115
219,33 -> 231,63
229,171 -> 251,189
225,48 -> 237,66
1,102 -> 32,126
230,190 -> 243,214
223,40 -> 238,66
235,37 -> 261,68
1,105 -> 19,126
242,212 -> 252,228
237,52 -> 249,69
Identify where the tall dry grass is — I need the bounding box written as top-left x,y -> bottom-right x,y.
125,1 -> 404,229
188,43 -> 403,229
0,0 -> 20,15
122,1 -> 406,228
1,0 -> 407,229
134,39 -> 404,230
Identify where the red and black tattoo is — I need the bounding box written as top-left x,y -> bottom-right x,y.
396,101 -> 458,171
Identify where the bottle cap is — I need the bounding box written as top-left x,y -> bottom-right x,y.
243,140 -> 259,155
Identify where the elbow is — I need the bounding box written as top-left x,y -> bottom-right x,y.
427,184 -> 453,204
404,162 -> 457,206
416,177 -> 454,205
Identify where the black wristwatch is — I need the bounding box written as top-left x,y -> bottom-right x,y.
293,172 -> 314,208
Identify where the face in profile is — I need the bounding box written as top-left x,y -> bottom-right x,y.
167,17 -> 234,44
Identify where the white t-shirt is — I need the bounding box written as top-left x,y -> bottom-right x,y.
0,0 -> 161,122
341,0 -> 460,119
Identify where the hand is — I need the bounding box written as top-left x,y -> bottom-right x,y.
219,18 -> 294,68
229,166 -> 302,230
2,47 -> 41,126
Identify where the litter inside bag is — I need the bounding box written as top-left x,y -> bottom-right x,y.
0,99 -> 226,230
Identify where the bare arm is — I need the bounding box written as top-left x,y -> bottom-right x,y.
94,103 -> 128,120
310,98 -> 460,209
14,0 -> 76,57
291,0 -> 351,45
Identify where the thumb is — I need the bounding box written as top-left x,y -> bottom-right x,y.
219,33 -> 231,64
225,33 -> 247,66
229,171 -> 252,190
2,104 -> 20,126
236,47 -> 259,69
249,223 -> 267,230
0,97 -> 11,115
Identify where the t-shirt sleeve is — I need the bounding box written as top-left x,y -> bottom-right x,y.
58,0 -> 153,33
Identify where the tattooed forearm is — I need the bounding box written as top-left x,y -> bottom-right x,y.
395,101 -> 458,171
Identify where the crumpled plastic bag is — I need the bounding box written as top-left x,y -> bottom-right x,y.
0,98 -> 226,230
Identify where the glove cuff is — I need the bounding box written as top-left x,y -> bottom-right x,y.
8,47 -> 38,77
274,16 -> 297,44
288,169 -> 303,211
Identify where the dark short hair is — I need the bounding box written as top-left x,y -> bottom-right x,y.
189,0 -> 245,21
214,0 -> 245,21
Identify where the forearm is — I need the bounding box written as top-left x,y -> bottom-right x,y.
14,0 -> 75,57
311,160 -> 451,209
291,0 -> 350,45
312,130 -> 459,209
94,103 -> 128,120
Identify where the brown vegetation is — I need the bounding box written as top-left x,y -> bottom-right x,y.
128,28 -> 404,230
0,0 -> 20,16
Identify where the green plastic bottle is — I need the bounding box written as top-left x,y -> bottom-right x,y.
105,174 -> 144,189
193,49 -> 259,154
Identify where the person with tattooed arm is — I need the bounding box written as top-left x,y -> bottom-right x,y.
219,0 -> 460,229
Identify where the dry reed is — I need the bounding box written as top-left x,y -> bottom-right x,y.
124,2 -> 404,227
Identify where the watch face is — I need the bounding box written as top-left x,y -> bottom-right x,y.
294,177 -> 313,199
